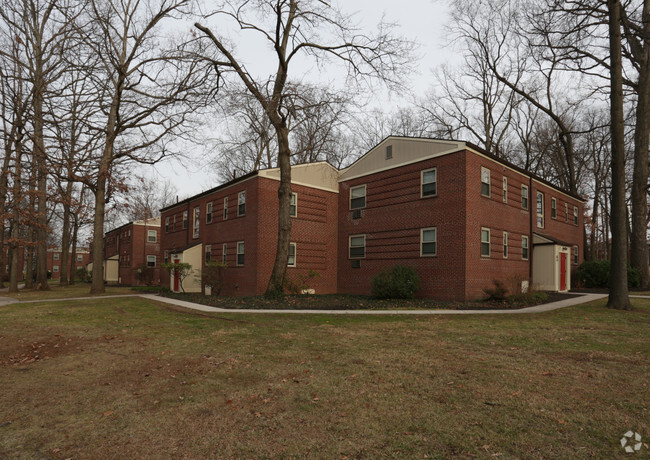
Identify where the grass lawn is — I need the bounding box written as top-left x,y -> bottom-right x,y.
0,297 -> 648,459
2,283 -> 136,301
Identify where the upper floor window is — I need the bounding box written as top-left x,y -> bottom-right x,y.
421,228 -> 437,256
502,177 -> 508,203
223,197 -> 228,220
536,192 -> 544,228
206,202 -> 213,224
165,217 -> 169,233
148,230 -> 157,243
183,211 -> 188,229
53,265 -> 59,272
573,206 -> 578,226
421,168 -> 437,197
551,197 -> 557,219
522,235 -> 529,260
238,191 -> 246,216
290,193 -> 297,217
350,185 -> 366,210
481,228 -> 490,257
481,167 -> 491,197
522,185 -> 529,210
53,253 -> 59,260
288,243 -> 296,267
193,206 -> 200,238
349,235 -> 366,259
77,254 -> 83,262
565,203 -> 569,223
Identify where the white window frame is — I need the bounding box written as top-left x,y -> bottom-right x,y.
165,217 -> 169,233
53,253 -> 59,260
147,255 -> 156,268
385,145 -> 393,160
503,232 -> 508,258
481,167 -> 491,197
223,197 -> 228,220
502,176 -> 508,203
53,265 -> 59,272
573,206 -> 579,226
164,250 -> 169,264
522,185 -> 529,210
421,168 -> 437,198
522,235 -> 529,260
183,211 -> 188,229
573,245 -> 579,265
551,197 -> 557,219
481,228 -> 491,258
420,227 -> 437,257
350,185 -> 366,210
288,242 -> 296,267
349,234 -> 366,259
290,192 -> 297,217
77,254 -> 83,262
148,230 -> 157,243
205,244 -> 212,264
206,202 -> 213,224
237,191 -> 246,216
193,206 -> 200,238
536,191 -> 544,228
565,203 -> 569,223
222,243 -> 227,264
236,241 -> 245,266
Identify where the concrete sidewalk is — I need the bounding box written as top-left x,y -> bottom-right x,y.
0,292 -> 637,315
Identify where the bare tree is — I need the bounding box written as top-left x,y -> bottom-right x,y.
194,0 -> 415,296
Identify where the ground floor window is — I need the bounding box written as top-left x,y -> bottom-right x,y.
349,235 -> 366,259
222,243 -> 227,263
421,227 -> 437,256
573,245 -> 579,265
205,245 -> 212,264
481,228 -> 490,257
503,232 -> 508,258
237,242 -> 245,266
522,235 -> 529,260
288,243 -> 296,267
147,255 -> 156,268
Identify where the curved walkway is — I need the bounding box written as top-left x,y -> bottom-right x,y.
0,292 -> 620,315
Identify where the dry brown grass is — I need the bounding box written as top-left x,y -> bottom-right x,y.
2,283 -> 135,301
0,296 -> 648,459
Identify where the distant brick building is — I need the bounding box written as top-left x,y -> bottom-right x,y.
101,217 -> 162,285
159,138 -> 584,300
46,247 -> 91,279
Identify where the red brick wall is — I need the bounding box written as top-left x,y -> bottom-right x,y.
338,153 -> 468,300
104,222 -> 162,285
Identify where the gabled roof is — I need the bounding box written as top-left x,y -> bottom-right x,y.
339,136 -> 584,202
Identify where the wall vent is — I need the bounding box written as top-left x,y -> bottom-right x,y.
352,209 -> 362,219
351,260 -> 361,268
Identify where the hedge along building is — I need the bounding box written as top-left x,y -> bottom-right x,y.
159,162 -> 340,295
338,137 -> 584,301
91,217 -> 162,285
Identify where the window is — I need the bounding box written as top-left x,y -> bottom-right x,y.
349,235 -> 366,259
77,254 -> 83,262
223,197 -> 228,220
551,197 -> 557,219
193,206 -> 200,238
573,245 -> 579,265
421,228 -> 437,256
565,203 -> 569,223
290,193 -> 297,217
236,241 -> 245,266
288,243 -> 296,267
165,217 -> 169,233
503,232 -> 508,258
238,191 -> 246,216
502,177 -> 508,203
53,265 -> 59,272
350,185 -> 366,210
481,167 -> 490,197
536,192 -> 544,228
522,185 -> 529,210
77,266 -> 82,270
183,211 -> 188,229
147,255 -> 156,268
481,228 -> 490,257
148,230 -> 157,243
522,235 -> 529,260
222,243 -> 227,263
205,245 -> 212,264
421,168 -> 437,197
206,202 -> 213,224
573,206 -> 578,226
385,145 -> 393,160
53,253 -> 59,260
164,250 -> 169,264
173,215 -> 176,231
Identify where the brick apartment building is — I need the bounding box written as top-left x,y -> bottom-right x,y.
159,137 -> 584,300
99,217 -> 162,285
46,247 -> 91,279
159,163 -> 339,295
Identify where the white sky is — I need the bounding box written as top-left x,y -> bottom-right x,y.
146,0 -> 454,198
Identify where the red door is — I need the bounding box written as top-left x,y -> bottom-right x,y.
173,258 -> 180,292
560,253 -> 567,291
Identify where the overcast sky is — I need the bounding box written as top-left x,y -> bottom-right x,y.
148,0 -> 454,199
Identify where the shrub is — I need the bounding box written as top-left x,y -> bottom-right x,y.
576,260 -> 641,288
202,261 -> 228,295
483,279 -> 509,301
161,262 -> 193,293
371,265 -> 420,299
76,267 -> 91,283
135,263 -> 155,286
284,270 -> 320,295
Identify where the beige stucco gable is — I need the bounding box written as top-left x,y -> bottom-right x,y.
339,137 -> 467,182
259,162 -> 339,193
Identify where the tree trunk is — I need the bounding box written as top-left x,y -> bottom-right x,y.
69,218 -> 79,285
606,0 -> 631,310
90,178 -> 107,294
8,141 -> 22,293
59,181 -> 74,286
265,125 -> 292,297
629,0 -> 650,288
